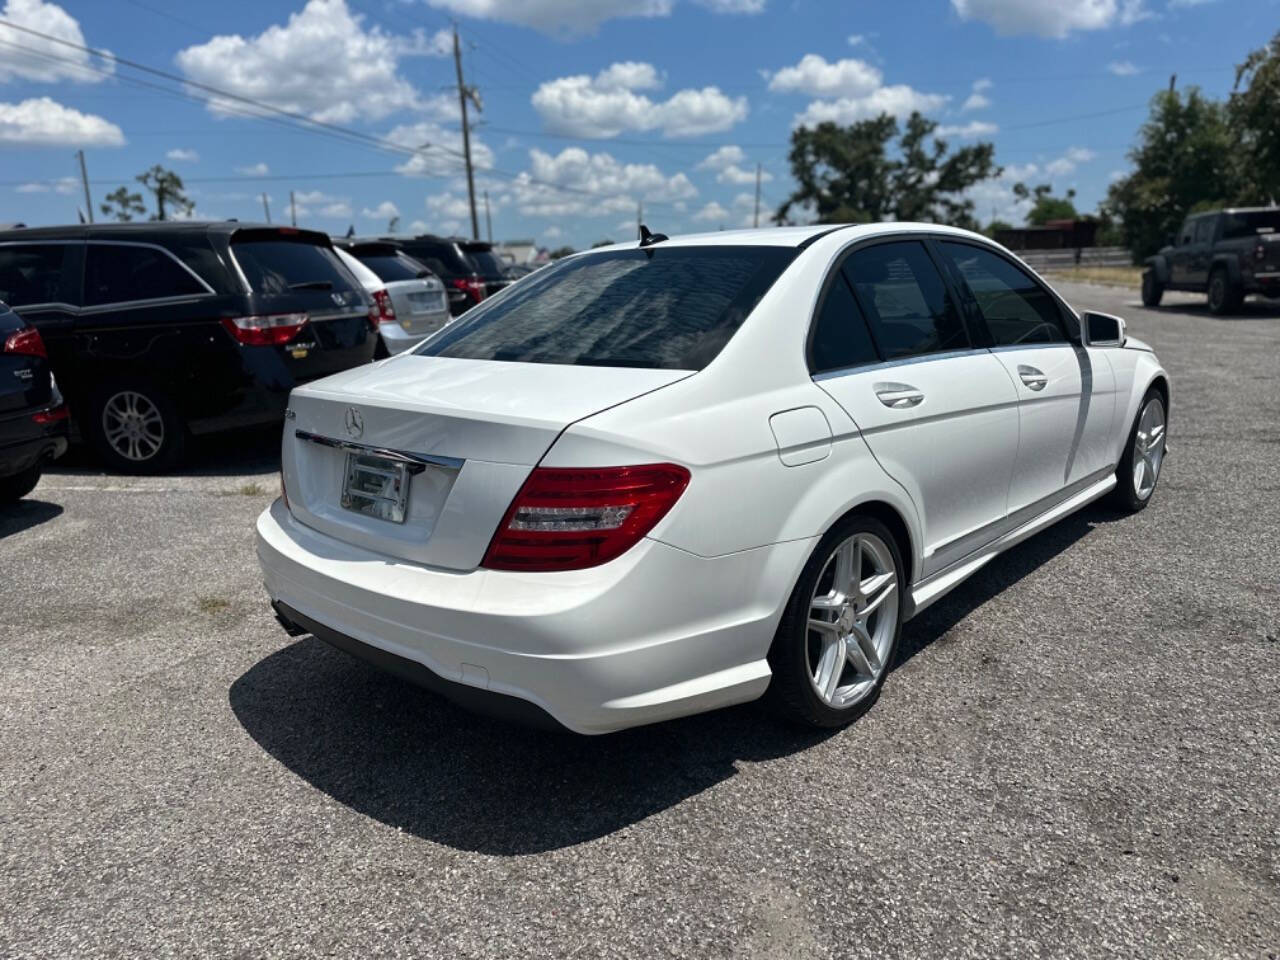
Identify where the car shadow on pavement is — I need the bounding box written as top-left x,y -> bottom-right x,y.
47,424 -> 282,479
0,498 -> 63,538
229,503 -> 1121,857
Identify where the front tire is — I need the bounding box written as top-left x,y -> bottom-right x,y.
84,380 -> 186,474
766,514 -> 905,728
1207,267 -> 1243,316
1141,270 -> 1163,307
0,464 -> 42,502
1110,389 -> 1166,512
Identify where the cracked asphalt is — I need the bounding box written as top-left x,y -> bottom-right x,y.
1,282 -> 1277,959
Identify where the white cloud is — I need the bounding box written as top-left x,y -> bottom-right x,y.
847,33 -> 867,46
424,0 -> 760,33
962,79 -> 992,111
767,54 -> 882,98
1045,145 -> 1096,177
320,202 -> 352,218
15,176 -> 77,194
235,162 -> 269,176
541,225 -> 562,239
935,120 -> 998,138
0,97 -> 124,146
973,78 -> 993,92
1107,60 -> 1140,75
532,61 -> 747,138
175,0 -> 425,125
0,0 -> 113,84
361,200 -> 400,220
696,144 -> 771,184
694,0 -> 765,11
1108,169 -> 1127,182
510,147 -> 697,218
426,191 -> 482,221
385,120 -> 493,177
166,148 -> 199,162
794,86 -> 949,127
950,0 -> 1150,37
692,201 -> 729,222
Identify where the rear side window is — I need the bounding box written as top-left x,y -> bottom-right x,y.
231,240 -> 355,295
938,242 -> 1067,346
84,244 -> 206,306
841,241 -> 968,360
0,244 -> 75,307
462,246 -> 504,277
810,273 -> 879,373
1194,217 -> 1216,243
358,253 -> 426,283
415,245 -> 797,370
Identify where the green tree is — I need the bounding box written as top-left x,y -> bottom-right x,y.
775,112 -> 1000,228
1103,88 -> 1241,259
548,245 -> 576,260
591,238 -> 614,248
99,185 -> 145,222
1229,30 -> 1280,202
983,219 -> 1014,239
135,165 -> 193,221
1013,183 -> 1077,224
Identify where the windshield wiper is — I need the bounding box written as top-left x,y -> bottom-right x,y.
288,280 -> 333,291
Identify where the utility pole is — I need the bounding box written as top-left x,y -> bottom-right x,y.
483,190 -> 492,244
1168,73 -> 1177,94
753,162 -> 762,229
76,150 -> 93,223
290,190 -> 297,227
262,193 -> 271,223
453,24 -> 480,241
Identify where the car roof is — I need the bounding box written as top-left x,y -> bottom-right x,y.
0,220 -> 330,244
586,222 -> 993,253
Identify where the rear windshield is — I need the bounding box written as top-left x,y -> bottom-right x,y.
357,252 -> 427,283
462,246 -> 505,277
414,245 -> 797,370
231,239 -> 356,295
1221,210 -> 1280,239
398,241 -> 472,276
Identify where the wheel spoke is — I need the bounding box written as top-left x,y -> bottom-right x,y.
861,579 -> 897,619
845,626 -> 877,679
833,538 -> 858,598
808,617 -> 839,636
814,637 -> 844,702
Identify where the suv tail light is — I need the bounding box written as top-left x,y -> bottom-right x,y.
482,463 -> 690,572
220,313 -> 309,346
450,276 -> 486,304
4,325 -> 46,359
371,289 -> 396,324
1256,243 -> 1267,262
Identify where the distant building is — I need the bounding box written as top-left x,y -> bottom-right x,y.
494,239 -> 538,265
996,218 -> 1099,251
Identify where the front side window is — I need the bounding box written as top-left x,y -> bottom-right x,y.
83,244 -> 206,307
0,244 -> 73,307
939,241 -> 1067,346
1194,217 -> 1216,243
415,245 -> 797,370
810,272 -> 879,374
841,241 -> 968,361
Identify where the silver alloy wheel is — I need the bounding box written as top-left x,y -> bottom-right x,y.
1132,396 -> 1166,501
102,390 -> 165,462
806,532 -> 899,709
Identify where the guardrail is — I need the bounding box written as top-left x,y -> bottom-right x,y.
1013,246 -> 1135,269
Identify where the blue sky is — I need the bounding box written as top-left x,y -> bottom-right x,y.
0,0 -> 1274,249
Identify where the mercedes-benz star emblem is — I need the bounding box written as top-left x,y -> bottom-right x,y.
344,406 -> 364,439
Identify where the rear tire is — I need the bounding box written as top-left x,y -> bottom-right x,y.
0,464 -> 42,503
84,379 -> 186,474
1141,269 -> 1163,307
1207,267 -> 1243,315
766,513 -> 905,728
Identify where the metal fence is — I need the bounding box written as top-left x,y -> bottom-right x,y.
1013,246 -> 1135,270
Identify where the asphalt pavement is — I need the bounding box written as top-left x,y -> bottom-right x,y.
1,282 -> 1277,959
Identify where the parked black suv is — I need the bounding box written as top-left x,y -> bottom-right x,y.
380,235 -> 510,315
0,302 -> 68,501
0,222 -> 377,472
1143,207 -> 1280,314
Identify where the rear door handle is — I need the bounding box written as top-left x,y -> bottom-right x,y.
874,382 -> 925,409
1017,365 -> 1048,391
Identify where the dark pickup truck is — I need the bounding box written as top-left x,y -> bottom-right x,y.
1143,207 -> 1280,314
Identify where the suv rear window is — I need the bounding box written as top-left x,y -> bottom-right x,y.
396,240 -> 473,276
355,252 -> 426,283
414,245 -> 796,370
231,238 -> 355,295
1221,210 -> 1280,239
461,245 -> 504,277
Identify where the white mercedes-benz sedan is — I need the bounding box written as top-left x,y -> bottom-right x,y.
256,223 -> 1169,734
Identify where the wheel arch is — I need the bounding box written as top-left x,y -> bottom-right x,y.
821,497 -> 917,591
1144,255 -> 1171,284
1210,255 -> 1242,285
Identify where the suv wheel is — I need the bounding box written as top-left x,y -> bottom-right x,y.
1140,270 -> 1163,307
1207,267 -> 1243,315
85,380 -> 185,474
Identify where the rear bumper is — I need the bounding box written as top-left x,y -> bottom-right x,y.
255,498 -> 810,734
378,317 -> 445,355
0,406 -> 68,477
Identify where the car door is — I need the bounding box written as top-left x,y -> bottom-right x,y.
811,238 -> 1020,578
936,240 -> 1117,523
1169,218 -> 1197,286
0,240 -> 84,389
1187,214 -> 1217,287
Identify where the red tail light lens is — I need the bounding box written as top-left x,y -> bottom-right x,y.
4,325 -> 46,359
220,313 -> 309,347
32,404 -> 69,424
371,289 -> 396,324
450,276 -> 486,304
482,463 -> 690,572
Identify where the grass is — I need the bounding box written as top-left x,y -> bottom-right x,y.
1041,265 -> 1144,289
196,595 -> 231,615
215,481 -> 268,497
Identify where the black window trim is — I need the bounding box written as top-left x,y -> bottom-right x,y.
804,232 -> 984,378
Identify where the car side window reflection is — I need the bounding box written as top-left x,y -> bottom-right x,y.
809,272 -> 880,374
841,241 -> 969,360
938,241 -> 1067,346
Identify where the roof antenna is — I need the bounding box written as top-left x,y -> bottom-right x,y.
638,223 -> 667,248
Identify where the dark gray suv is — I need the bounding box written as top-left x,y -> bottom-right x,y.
1143,207 -> 1280,314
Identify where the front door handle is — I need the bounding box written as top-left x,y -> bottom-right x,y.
1017,365 -> 1048,391
874,382 -> 925,409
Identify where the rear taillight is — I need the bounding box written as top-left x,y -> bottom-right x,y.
371,290 -> 396,324
1256,243 -> 1267,262
32,405 -> 69,424
220,313 -> 309,347
450,276 -> 486,304
482,463 -> 690,572
3,325 -> 46,359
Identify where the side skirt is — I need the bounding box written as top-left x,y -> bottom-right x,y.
905,472 -> 1117,619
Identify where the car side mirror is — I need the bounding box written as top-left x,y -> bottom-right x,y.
1083,311 -> 1126,347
